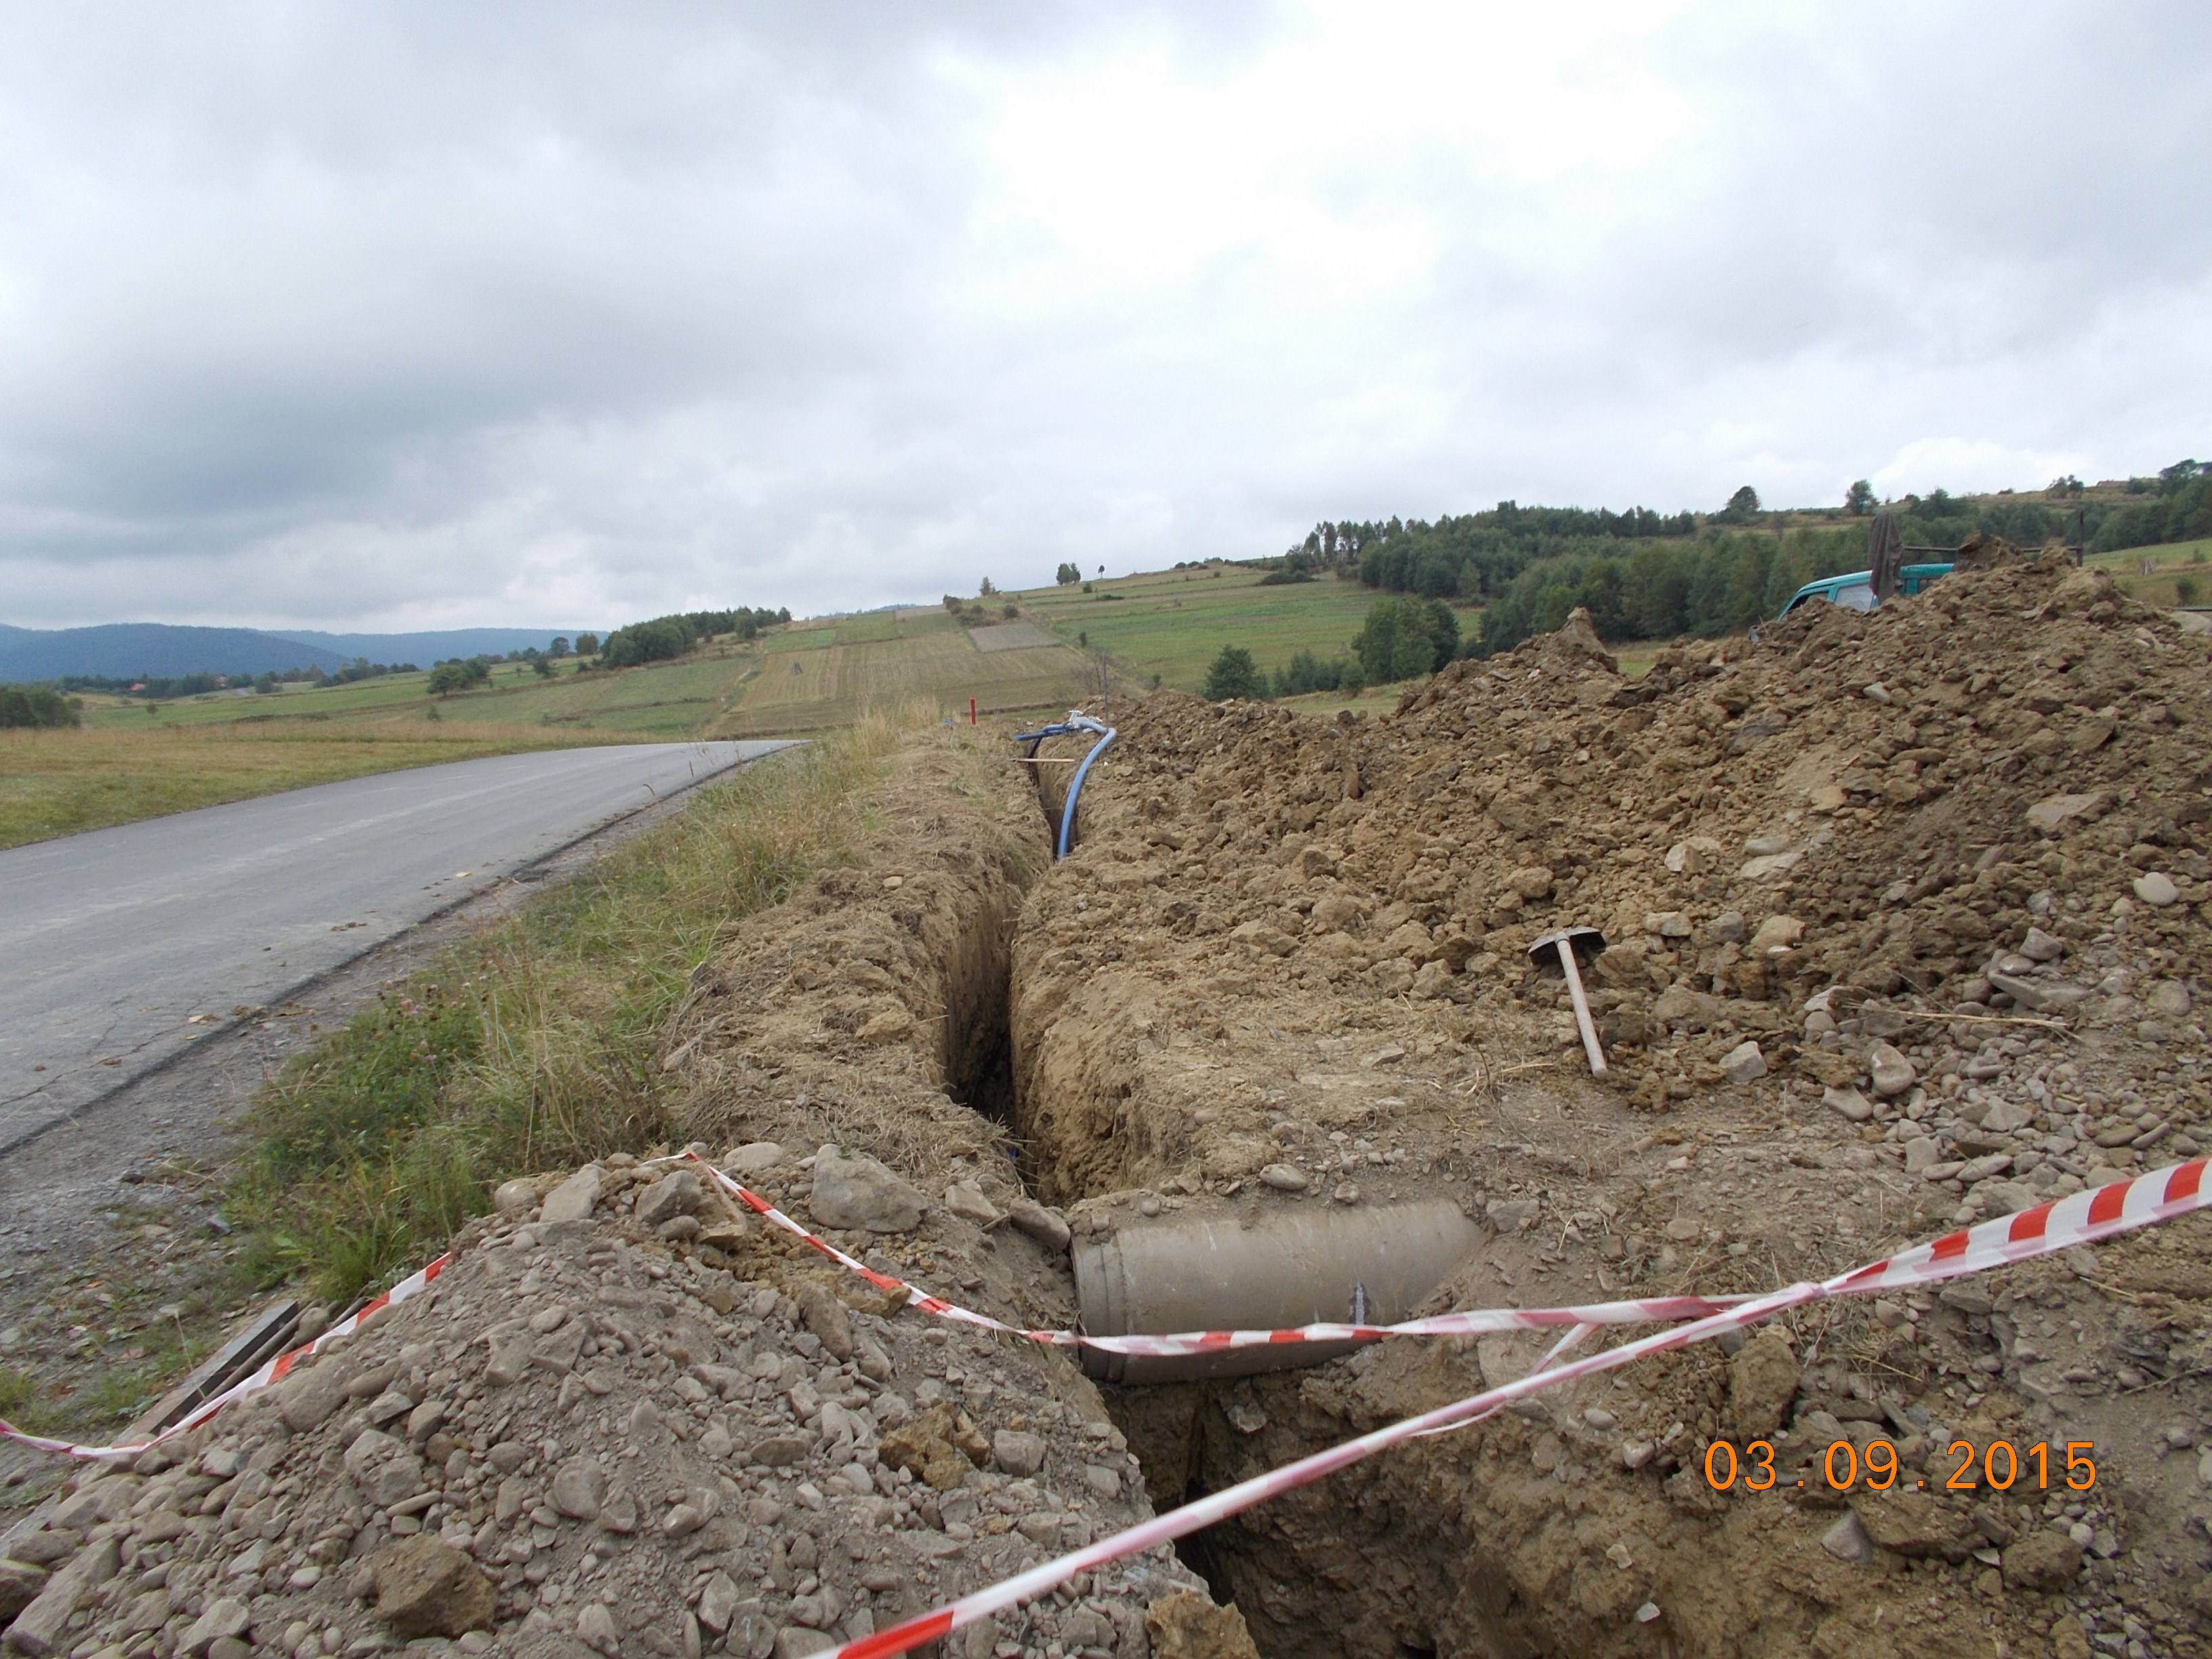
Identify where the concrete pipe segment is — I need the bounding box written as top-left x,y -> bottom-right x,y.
1072,1198 -> 1479,1384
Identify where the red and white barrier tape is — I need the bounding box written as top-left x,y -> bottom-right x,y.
680,1153 -> 1759,1355
825,1159 -> 2212,1659
0,1255 -> 449,1462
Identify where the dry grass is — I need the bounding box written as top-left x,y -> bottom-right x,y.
228,710 -> 920,1304
0,719 -> 622,850
712,628 -> 1096,737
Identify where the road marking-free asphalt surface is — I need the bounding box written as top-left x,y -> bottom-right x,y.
0,740 -> 795,1157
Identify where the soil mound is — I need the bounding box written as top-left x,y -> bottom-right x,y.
1004,556 -> 2212,1657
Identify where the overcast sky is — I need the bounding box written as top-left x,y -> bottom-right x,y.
0,3 -> 2206,631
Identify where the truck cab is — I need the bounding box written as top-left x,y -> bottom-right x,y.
1779,562 -> 1953,618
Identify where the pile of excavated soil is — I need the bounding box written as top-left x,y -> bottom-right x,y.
0,1161 -> 1211,1659
2,735 -> 1265,1659
1004,553 -> 2212,1658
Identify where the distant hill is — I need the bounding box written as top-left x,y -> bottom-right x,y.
0,623 -> 588,682
275,628 -> 588,667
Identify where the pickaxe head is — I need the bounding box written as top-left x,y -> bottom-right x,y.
1527,926 -> 1607,973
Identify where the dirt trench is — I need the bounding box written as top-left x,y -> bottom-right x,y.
987,568 -> 2212,1659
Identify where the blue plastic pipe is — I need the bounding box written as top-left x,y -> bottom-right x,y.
1013,712 -> 1117,860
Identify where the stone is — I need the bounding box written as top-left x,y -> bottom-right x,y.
550,1457 -> 607,1521
2019,926 -> 2066,962
635,1170 -> 703,1227
371,1535 -> 497,1638
942,1182 -> 1002,1226
2133,872 -> 2181,907
773,1632 -> 833,1659
1743,914 -> 1803,955
697,1572 -> 741,1635
1726,1332 -> 1799,1438
1822,1086 -> 1873,1123
1903,1136 -> 1942,1174
541,1165 -> 604,1225
1980,1100 -> 2033,1134
1706,910 -> 1746,944
749,1434 -> 812,1468
1987,972 -> 2088,1012
879,1405 -> 989,1490
1410,960 -> 1458,1000
177,1595 -> 250,1659
343,1427 -> 404,1481
7,1532 -> 76,1570
663,1503 -> 707,1538
0,1559 -> 47,1623
792,1282 -> 855,1361
2024,792 -> 2108,834
492,1179 -> 538,1215
1485,1199 -> 1539,1231
1868,1042 -> 1916,1098
575,1603 -> 621,1656
857,1007 -> 914,1043
1258,1164 -> 1309,1193
724,1142 -> 786,1174
1145,1589 -> 1262,1659
992,1430 -> 1047,1477
279,1356 -> 355,1433
1820,1512 -> 1873,1563
2001,1530 -> 2083,1591
596,1490 -> 639,1535
1719,1041 -> 1767,1083
1958,1153 -> 2014,1184
1647,911 -> 1692,939
2148,980 -> 2194,1019
1005,1199 -> 1072,1252
1,1537 -> 117,1658
806,1147 -> 926,1233
1504,865 -> 1553,901
1851,1492 -> 1975,1561
1739,851 -> 1801,881
1653,984 -> 1723,1028
1664,836 -> 1723,875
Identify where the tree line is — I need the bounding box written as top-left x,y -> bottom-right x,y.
1336,464 -> 2212,657
1199,594 -> 1460,702
593,607 -> 787,669
0,684 -> 79,728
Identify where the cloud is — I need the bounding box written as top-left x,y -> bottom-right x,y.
0,1 -> 2205,628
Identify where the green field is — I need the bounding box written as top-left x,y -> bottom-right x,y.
0,720 -> 619,851
81,649 -> 762,739
712,611 -> 1097,736
1015,565 -> 1439,693
2086,537 -> 2212,608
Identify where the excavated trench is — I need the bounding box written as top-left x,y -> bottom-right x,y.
983,760 -> 1553,1659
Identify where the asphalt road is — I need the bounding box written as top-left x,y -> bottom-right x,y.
0,740 -> 794,1157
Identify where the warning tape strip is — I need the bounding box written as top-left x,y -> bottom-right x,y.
0,1255 -> 449,1462
825,1158 -> 2212,1659
680,1153 -> 1761,1353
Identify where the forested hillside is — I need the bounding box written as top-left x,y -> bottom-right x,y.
1300,461 -> 2210,655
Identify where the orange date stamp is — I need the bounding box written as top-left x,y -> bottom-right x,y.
1702,1437 -> 2098,1494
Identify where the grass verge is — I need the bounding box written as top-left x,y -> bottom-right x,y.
227,714 -> 904,1306
0,720 -> 628,851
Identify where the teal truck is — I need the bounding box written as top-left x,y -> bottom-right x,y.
1777,561 -> 1954,617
